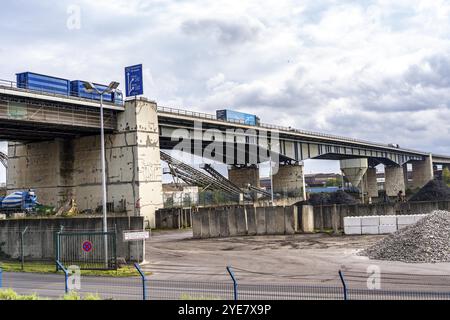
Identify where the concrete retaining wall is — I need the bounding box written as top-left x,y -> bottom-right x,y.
312,200 -> 450,233
0,216 -> 144,262
192,205 -> 303,239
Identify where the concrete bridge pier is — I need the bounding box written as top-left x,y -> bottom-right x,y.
365,167 -> 379,200
272,163 -> 304,198
7,98 -> 163,228
384,165 -> 406,197
410,154 -> 434,190
228,165 -> 260,189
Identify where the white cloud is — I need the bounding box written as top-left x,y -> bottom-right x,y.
1,0 -> 450,181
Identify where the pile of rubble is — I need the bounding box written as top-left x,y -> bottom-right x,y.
360,210 -> 450,263
409,179 -> 450,202
307,190 -> 358,206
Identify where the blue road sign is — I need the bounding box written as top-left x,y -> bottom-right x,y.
125,64 -> 144,97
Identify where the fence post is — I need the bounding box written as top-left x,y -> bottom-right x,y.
0,267 -> 2,289
338,270 -> 348,300
56,260 -> 69,294
226,266 -> 238,301
20,226 -> 29,271
134,263 -> 147,301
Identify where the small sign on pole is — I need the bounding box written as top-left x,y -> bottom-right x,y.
125,64 -> 144,97
123,230 -> 150,242
123,230 -> 150,265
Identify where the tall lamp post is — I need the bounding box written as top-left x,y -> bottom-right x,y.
83,81 -> 120,266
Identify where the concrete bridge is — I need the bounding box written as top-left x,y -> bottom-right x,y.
1,82 -> 450,227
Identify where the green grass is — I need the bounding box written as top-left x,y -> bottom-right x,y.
0,289 -> 101,300
0,261 -> 151,277
180,293 -> 221,300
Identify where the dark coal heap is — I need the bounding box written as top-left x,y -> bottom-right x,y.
409,179 -> 450,202
307,190 -> 358,206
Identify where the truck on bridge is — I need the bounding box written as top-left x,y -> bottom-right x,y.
216,109 -> 260,126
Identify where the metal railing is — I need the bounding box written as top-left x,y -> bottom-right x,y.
1,265 -> 450,300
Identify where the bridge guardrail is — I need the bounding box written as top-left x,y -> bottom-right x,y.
156,105 -> 427,155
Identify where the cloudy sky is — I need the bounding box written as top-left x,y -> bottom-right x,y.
1,0 -> 450,182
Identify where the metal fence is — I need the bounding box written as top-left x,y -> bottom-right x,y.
1,265 -> 450,300
56,231 -> 117,270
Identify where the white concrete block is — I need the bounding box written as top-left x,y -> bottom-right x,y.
397,215 -> 416,225
0,214 -> 6,220
361,216 -> 380,226
344,217 -> 361,227
414,214 -> 427,222
379,225 -> 397,234
362,226 -> 379,235
380,216 -> 396,225
344,226 -> 362,235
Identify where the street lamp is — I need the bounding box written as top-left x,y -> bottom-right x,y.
83,81 -> 120,267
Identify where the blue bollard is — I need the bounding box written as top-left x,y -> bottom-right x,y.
226,266 -> 238,301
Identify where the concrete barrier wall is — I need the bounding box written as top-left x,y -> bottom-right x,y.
0,216 -> 144,262
193,205 -> 300,239
155,208 -> 193,229
311,200 -> 450,233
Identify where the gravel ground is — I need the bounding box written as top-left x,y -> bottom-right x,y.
361,210 -> 450,263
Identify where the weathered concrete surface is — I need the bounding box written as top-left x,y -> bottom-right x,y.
246,206 -> 257,236
272,164 -> 303,197
411,154 -> 434,189
302,205 -> 315,233
192,205 -> 300,239
0,216 -> 144,262
7,98 -> 163,228
365,168 -> 379,198
385,165 -> 406,197
228,165 -> 260,188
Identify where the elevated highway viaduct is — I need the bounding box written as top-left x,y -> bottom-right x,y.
1,82 -> 449,226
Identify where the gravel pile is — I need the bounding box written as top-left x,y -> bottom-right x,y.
409,179 -> 450,202
361,210 -> 450,263
307,190 -> 358,206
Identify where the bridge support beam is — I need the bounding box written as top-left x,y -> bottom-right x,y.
410,154 -> 434,190
228,165 -> 260,189
7,98 -> 163,228
384,165 -> 406,197
272,164 -> 304,198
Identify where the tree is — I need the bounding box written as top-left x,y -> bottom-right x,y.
325,178 -> 340,187
443,167 -> 450,187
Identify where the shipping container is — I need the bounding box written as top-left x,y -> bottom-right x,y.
16,72 -> 70,96
70,81 -> 114,103
216,109 -> 260,126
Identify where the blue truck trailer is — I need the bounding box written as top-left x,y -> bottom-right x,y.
70,81 -> 123,105
15,72 -> 123,105
16,72 -> 70,96
216,109 -> 260,126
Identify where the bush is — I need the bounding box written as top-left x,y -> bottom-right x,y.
63,291 -> 100,300
0,289 -> 39,300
